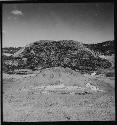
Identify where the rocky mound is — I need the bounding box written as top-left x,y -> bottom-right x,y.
4,67 -> 108,95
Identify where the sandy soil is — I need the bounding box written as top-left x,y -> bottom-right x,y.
3,67 -> 115,121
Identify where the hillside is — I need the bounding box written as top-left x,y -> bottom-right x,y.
3,40 -> 115,121
84,40 -> 114,56
2,40 -> 112,74
3,47 -> 22,54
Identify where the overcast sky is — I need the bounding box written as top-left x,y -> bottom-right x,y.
3,3 -> 114,47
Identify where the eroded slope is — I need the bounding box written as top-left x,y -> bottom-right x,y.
3,67 -> 115,121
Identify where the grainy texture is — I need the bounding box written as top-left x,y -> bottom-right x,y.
3,67 -> 115,121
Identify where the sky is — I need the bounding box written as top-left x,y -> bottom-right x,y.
3,3 -> 114,47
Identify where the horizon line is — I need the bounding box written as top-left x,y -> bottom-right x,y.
2,39 -> 114,48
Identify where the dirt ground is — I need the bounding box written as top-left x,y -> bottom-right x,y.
3,67 -> 115,121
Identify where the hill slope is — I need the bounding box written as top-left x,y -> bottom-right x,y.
3,40 -> 112,74
84,40 -> 114,56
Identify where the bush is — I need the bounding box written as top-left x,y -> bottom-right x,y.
105,72 -> 115,77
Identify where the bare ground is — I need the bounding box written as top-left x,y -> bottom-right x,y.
3,67 -> 115,121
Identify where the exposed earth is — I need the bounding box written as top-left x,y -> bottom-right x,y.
3,67 -> 115,121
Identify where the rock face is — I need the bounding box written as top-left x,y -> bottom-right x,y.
3,40 -> 112,74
